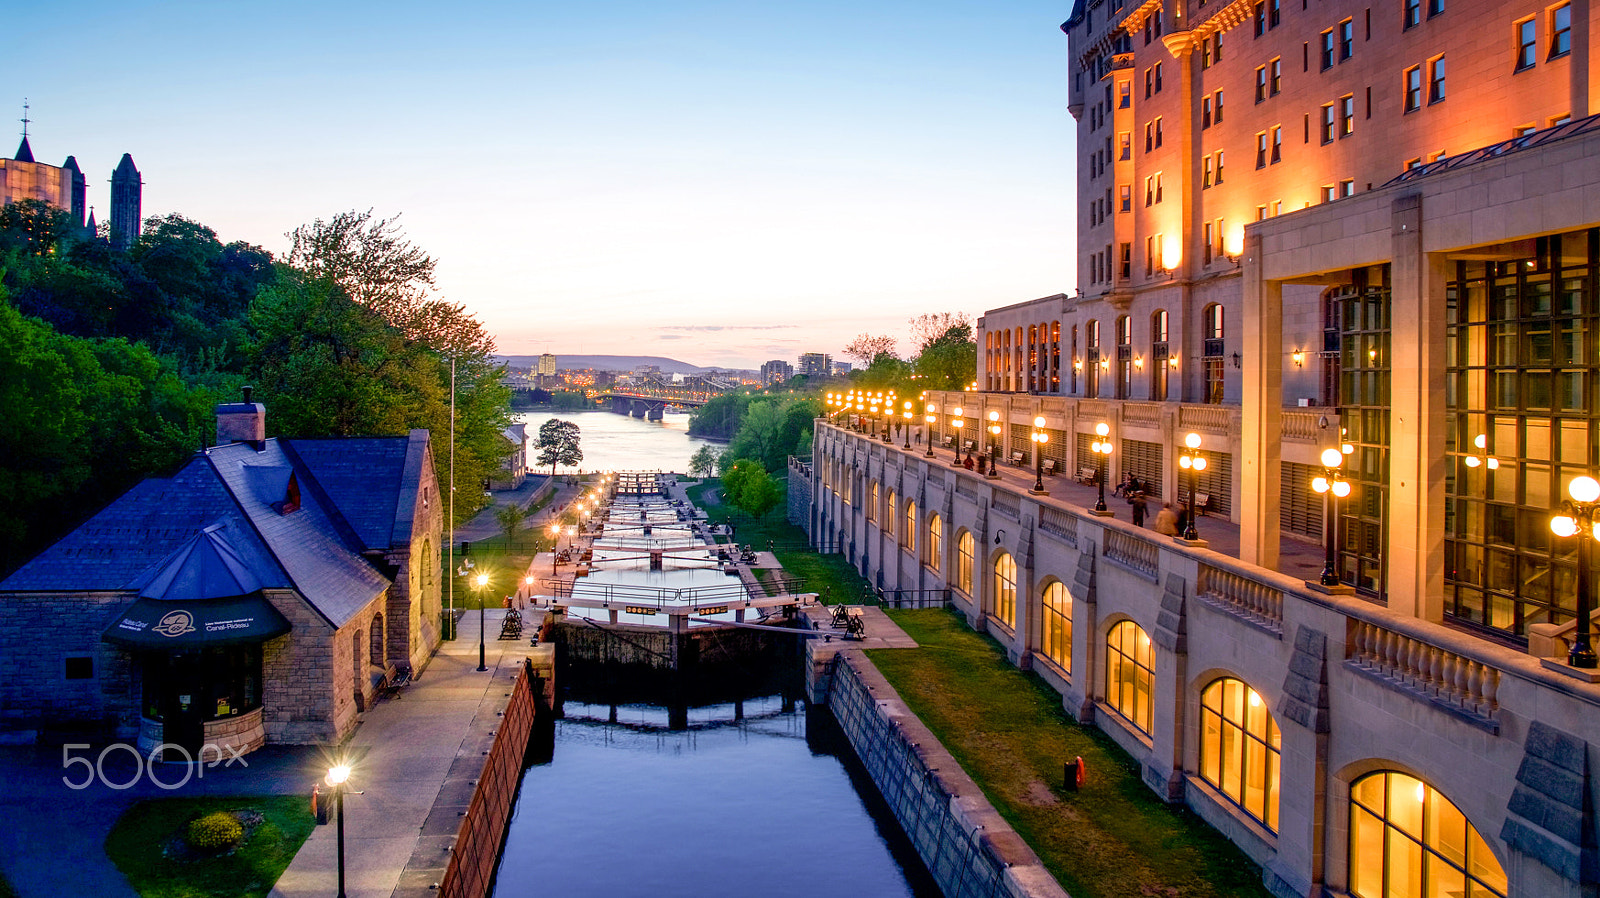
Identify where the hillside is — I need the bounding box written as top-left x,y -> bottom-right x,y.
498,354 -> 721,374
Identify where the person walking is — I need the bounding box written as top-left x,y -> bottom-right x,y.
1131,491 -> 1149,527
1154,502 -> 1179,536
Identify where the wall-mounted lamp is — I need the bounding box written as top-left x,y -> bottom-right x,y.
1168,355 -> 1179,368
1134,355 -> 1144,369
1073,358 -> 1083,371
994,529 -> 1006,545
1291,350 -> 1305,367
1231,352 -> 1242,369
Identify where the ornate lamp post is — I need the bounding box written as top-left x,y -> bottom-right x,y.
549,523 -> 562,576
882,392 -> 896,443
474,568 -> 489,672
950,408 -> 966,467
1178,432 -> 1207,541
902,402 -> 913,449
1550,475 -> 1600,669
1091,422 -> 1113,513
1030,416 -> 1050,495
522,574 -> 534,609
327,763 -> 353,898
923,403 -> 937,458
1310,447 -> 1352,587
986,410 -> 1002,478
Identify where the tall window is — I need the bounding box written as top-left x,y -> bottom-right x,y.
991,552 -> 1017,628
1348,772 -> 1508,898
1088,320 -> 1101,398
1116,315 -> 1133,399
1151,309 -> 1170,401
956,531 -> 974,594
1339,19 -> 1354,59
1429,56 -> 1446,103
1204,303 -> 1226,404
1271,125 -> 1283,163
867,483 -> 878,521
1269,57 -> 1282,94
903,500 -> 916,551
1403,0 -> 1420,28
1320,29 -> 1335,69
1199,678 -> 1281,832
1404,66 -> 1423,111
926,513 -> 942,571
1255,66 -> 1267,102
1105,620 -> 1153,734
1321,104 -> 1337,143
884,489 -> 896,538
1040,582 -> 1072,673
1256,131 -> 1269,168
1516,18 -> 1538,69
1340,95 -> 1355,135
1550,4 -> 1571,57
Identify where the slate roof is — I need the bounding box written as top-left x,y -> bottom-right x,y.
0,431 -> 426,630
13,136 -> 33,163
130,522 -> 265,601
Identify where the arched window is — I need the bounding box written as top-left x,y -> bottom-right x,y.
885,489 -> 897,537
867,483 -> 878,521
1106,620 -> 1154,734
992,552 -> 1017,627
904,501 -> 917,551
1040,581 -> 1072,673
926,514 -> 943,571
1200,678 -> 1281,831
956,531 -> 974,594
1349,771 -> 1507,898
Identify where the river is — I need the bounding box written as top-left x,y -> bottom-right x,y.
516,409 -> 724,475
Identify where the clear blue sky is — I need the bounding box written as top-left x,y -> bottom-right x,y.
6,1 -> 1077,369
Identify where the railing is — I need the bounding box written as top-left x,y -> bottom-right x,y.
1079,399 -> 1109,419
1346,618 -> 1501,726
1039,508 -> 1079,546
956,482 -> 979,502
1103,529 -> 1159,579
1123,402 -> 1163,427
1179,404 -> 1232,434
1196,565 -> 1284,635
993,494 -> 1021,520
1282,410 -> 1332,444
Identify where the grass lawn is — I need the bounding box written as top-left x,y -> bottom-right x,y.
868,609 -> 1273,898
686,477 -> 872,604
105,795 -> 316,898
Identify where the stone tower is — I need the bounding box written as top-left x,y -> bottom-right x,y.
61,155 -> 86,231
109,153 -> 141,251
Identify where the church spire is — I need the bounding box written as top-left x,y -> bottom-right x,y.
14,99 -> 34,163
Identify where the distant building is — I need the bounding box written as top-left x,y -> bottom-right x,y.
760,359 -> 793,385
832,361 -> 852,375
0,394 -> 443,756
798,353 -> 832,378
536,354 -> 557,376
1,107 -> 142,248
492,423 -> 529,490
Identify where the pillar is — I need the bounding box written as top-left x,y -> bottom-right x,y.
1240,230 -> 1284,568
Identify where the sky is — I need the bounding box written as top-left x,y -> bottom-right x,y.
6,0 -> 1077,370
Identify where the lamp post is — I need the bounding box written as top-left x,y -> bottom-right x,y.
549,523 -> 561,576
951,408 -> 966,467
1178,432 -> 1206,541
1091,422 -> 1113,513
327,763 -> 351,898
1310,447 -> 1352,587
456,543 -> 475,658
986,410 -> 1002,478
1550,475 -> 1600,669
1030,416 -> 1050,494
923,403 -> 937,457
522,575 -> 534,609
902,403 -> 913,449
474,568 -> 489,672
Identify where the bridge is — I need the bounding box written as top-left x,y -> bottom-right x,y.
590,388 -> 720,419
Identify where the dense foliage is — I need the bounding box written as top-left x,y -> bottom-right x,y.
534,418 -> 584,473
0,204 -> 511,576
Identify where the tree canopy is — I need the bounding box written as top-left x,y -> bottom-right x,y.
535,419 -> 583,474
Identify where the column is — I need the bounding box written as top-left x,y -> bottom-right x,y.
1240,230 -> 1284,568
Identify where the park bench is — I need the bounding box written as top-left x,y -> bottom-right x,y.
940,435 -> 954,449
1042,459 -> 1058,476
1194,492 -> 1213,516
1077,466 -> 1099,485
1009,450 -> 1026,466
377,665 -> 412,701
962,440 -> 976,453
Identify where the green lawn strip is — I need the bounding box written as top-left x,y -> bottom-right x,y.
868,609 -> 1271,898
686,478 -> 871,603
105,795 -> 316,898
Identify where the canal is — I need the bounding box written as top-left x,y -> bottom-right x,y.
516,409 -> 724,474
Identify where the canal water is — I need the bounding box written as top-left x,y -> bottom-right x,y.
516,409 -> 724,475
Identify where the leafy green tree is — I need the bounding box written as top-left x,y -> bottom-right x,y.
688,445 -> 720,478
496,503 -> 527,548
687,391 -> 753,440
912,321 -> 977,391
720,457 -> 781,519
536,418 -> 583,474
0,199 -> 72,257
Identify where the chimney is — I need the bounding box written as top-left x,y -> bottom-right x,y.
216,385 -> 266,447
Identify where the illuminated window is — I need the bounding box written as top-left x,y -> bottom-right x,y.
1340,94 -> 1355,135
884,489 -> 896,538
1256,131 -> 1268,167
1214,89 -> 1224,122
1154,62 -> 1163,93
1348,772 -> 1508,898
1270,57 -> 1282,94
1154,116 -> 1163,148
1515,18 -> 1536,70
1119,132 -> 1131,160
1550,4 -> 1571,57
1215,150 -> 1224,183
1203,155 -> 1214,188
1040,581 -> 1073,673
1404,66 -> 1422,111
992,552 -> 1017,627
956,531 -> 974,594
1105,620 -> 1154,734
1255,66 -> 1267,102
926,513 -> 942,570
1271,126 -> 1282,163
1321,104 -> 1336,143
1118,80 -> 1131,108
903,500 -> 916,551
1202,96 -> 1213,128
1120,184 -> 1131,211
1200,678 -> 1281,831
1340,178 -> 1355,197
1322,184 -> 1337,203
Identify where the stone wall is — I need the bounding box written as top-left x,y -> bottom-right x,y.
787,455 -> 813,537
0,591 -> 140,742
822,650 -> 1070,898
389,430 -> 445,674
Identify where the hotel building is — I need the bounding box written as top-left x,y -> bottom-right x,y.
807,1 -> 1600,896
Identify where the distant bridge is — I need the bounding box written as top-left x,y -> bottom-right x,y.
590,390 -> 713,420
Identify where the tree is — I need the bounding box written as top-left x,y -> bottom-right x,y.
720,458 -> 781,520
909,312 -> 972,353
913,322 -> 977,391
842,333 -> 898,367
496,503 -> 527,549
536,418 -> 583,474
688,445 -> 720,478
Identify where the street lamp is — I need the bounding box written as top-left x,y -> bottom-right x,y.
523,574 -> 534,609
549,523 -> 562,576
456,543 -> 475,650
902,403 -> 913,449
473,565 -> 490,672
923,403 -> 937,457
1091,422 -> 1113,513
1311,447 -> 1353,587
1030,416 -> 1050,494
1550,475 -> 1600,669
1178,432 -> 1207,540
986,410 -> 1002,478
327,763 -> 352,898
951,408 -> 966,467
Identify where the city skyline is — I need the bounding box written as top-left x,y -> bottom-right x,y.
3,0 -> 1076,369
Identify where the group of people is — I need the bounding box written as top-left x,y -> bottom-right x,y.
1113,473 -> 1190,536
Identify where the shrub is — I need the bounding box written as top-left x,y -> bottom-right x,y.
185,812 -> 243,853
